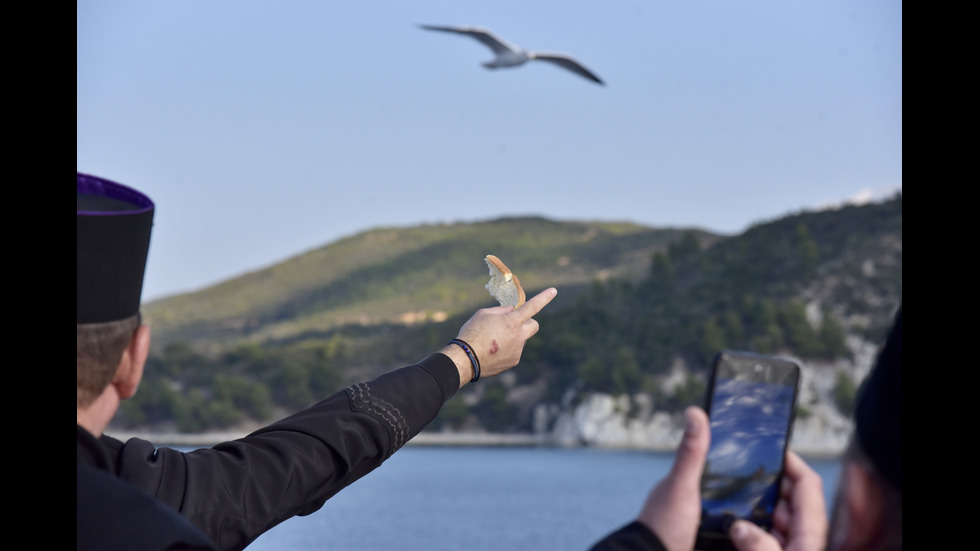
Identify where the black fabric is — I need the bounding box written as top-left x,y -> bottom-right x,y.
855,305 -> 902,492
77,172 -> 155,323
78,424 -> 216,550
589,521 -> 669,551
89,353 -> 460,551
77,463 -> 217,551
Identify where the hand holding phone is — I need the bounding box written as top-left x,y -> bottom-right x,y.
727,450 -> 828,551
635,407 -> 712,551
695,351 -> 801,551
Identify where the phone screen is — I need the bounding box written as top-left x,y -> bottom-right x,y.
697,351 -> 800,549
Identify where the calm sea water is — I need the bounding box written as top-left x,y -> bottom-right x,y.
237,446 -> 840,551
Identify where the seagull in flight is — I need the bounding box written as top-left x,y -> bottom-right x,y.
419,24 -> 604,86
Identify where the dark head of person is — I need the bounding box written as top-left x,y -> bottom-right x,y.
855,307 -> 902,494
77,172 -> 154,407
831,306 -> 902,550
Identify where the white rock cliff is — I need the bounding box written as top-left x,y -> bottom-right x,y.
534,336 -> 881,457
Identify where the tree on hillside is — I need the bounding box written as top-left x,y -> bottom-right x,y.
796,223 -> 820,279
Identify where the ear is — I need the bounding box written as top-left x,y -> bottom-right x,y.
829,460 -> 886,551
112,324 -> 151,400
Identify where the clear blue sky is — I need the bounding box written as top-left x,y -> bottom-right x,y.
77,1 -> 902,301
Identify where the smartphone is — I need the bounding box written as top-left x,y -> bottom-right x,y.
694,350 -> 801,551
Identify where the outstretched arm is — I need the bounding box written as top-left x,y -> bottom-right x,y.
108,287 -> 558,550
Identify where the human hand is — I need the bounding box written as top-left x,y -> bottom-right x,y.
451,287 -> 557,383
636,406 -> 710,551
728,451 -> 828,551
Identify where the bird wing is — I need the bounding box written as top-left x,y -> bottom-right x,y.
530,53 -> 604,85
419,24 -> 521,56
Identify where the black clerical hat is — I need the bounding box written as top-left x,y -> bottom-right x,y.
855,306 -> 902,492
77,173 -> 155,324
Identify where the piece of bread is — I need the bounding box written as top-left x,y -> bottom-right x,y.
485,254 -> 526,308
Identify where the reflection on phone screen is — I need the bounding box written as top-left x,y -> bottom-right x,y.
700,376 -> 796,532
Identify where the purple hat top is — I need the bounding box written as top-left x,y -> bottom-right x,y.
77,172 -> 155,324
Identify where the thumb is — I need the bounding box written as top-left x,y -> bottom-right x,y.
635,406 -> 712,550
669,406 -> 710,484
729,520 -> 781,551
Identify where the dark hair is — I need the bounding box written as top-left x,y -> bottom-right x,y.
77,314 -> 141,408
854,307 -> 902,493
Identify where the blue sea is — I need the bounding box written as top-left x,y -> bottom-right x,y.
234,446 -> 840,551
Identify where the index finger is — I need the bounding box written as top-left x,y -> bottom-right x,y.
514,287 -> 558,319
782,451 -> 828,544
784,451 -> 823,502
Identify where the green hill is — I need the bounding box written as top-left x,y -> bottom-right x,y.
143,217 -> 717,354
118,195 -> 901,434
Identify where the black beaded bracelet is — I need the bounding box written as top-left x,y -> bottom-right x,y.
449,338 -> 481,382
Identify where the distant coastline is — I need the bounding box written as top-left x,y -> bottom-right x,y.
106,429 -> 844,458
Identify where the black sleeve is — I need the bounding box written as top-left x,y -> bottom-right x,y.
589,521 -> 669,551
108,354 -> 460,551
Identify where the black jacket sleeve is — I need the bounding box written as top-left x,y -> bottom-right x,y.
589,521 -> 669,551
104,354 -> 460,551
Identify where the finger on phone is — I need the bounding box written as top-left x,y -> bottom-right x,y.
729,520 -> 781,551
785,451 -> 825,511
